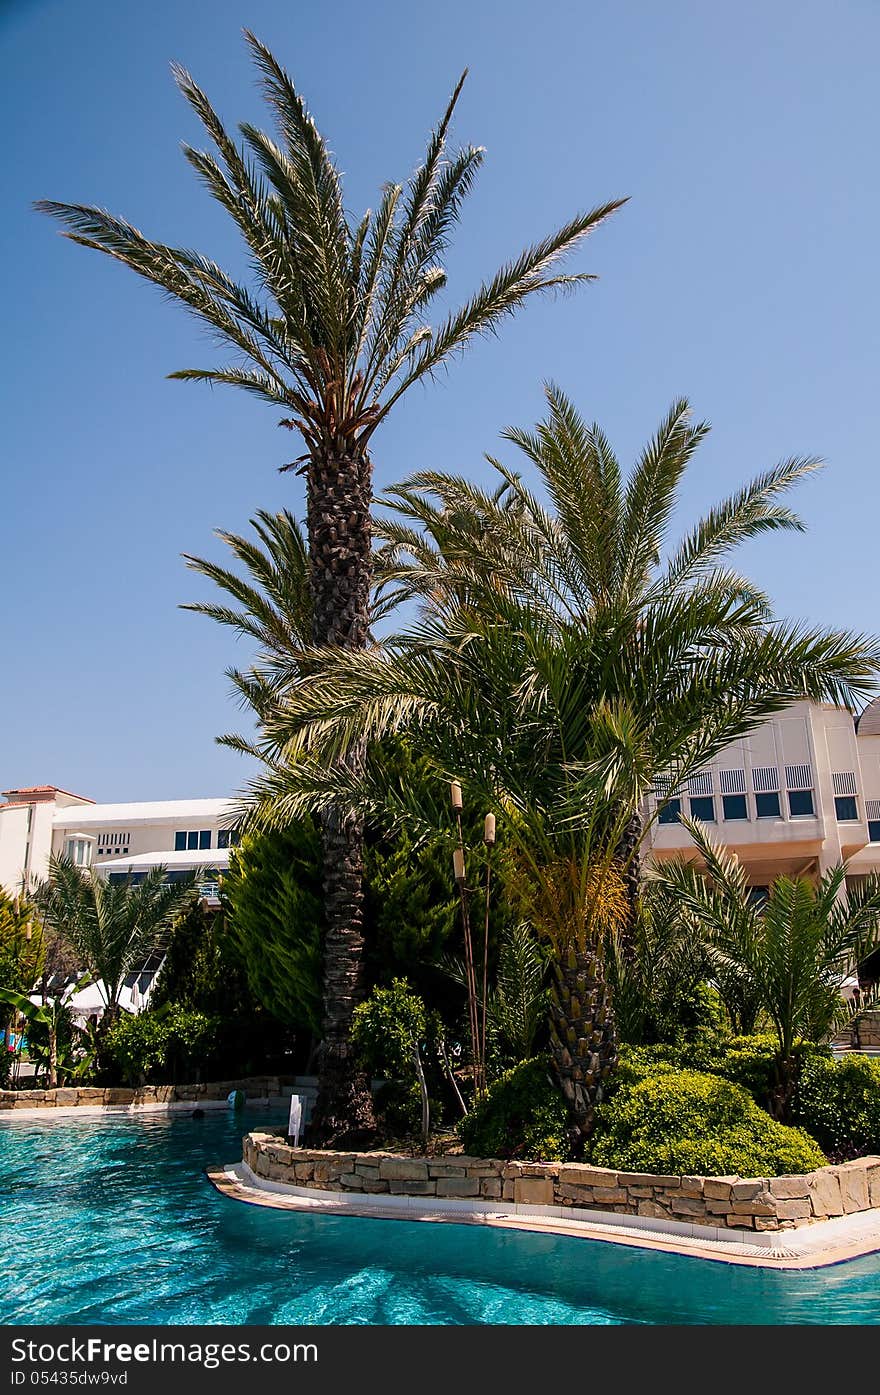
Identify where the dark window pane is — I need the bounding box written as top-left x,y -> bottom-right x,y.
217,829 -> 230,849
689,796 -> 715,822
835,795 -> 858,822
788,789 -> 815,817
199,830 -> 211,850
657,799 -> 681,825
722,793 -> 748,821
869,821 -> 880,843
187,831 -> 198,850
747,886 -> 769,908
755,792 -> 781,819
174,832 -> 186,852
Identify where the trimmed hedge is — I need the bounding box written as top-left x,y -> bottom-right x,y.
459,1057 -> 571,1161
793,1054 -> 880,1160
590,1069 -> 826,1176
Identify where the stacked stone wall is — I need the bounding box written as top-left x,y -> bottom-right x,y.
243,1132 -> 880,1232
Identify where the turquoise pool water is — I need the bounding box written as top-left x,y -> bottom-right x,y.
2,1109 -> 880,1325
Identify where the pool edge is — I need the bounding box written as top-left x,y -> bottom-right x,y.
206,1161 -> 880,1271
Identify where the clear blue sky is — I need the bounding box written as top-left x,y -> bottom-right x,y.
2,0 -> 878,801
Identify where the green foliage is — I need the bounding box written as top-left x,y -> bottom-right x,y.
223,822 -> 324,1034
488,923 -> 548,1065
793,1054 -> 880,1161
0,892 -> 44,1000
653,822 -> 880,1062
105,1007 -> 218,1086
35,857 -> 195,1018
363,744 -> 469,1007
591,1069 -> 826,1176
150,900 -> 293,1078
459,1057 -> 571,1161
351,978 -> 426,1080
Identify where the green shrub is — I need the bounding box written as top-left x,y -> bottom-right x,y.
707,1034 -> 828,1111
351,978 -> 427,1080
459,1057 -> 571,1161
105,1007 -> 218,1086
590,1069 -> 826,1176
793,1054 -> 880,1160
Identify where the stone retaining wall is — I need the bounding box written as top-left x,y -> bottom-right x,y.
0,1077 -> 295,1110
243,1132 -> 880,1233
855,1011 -> 880,1049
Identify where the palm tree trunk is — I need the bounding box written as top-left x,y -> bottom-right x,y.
615,809 -> 643,963
548,943 -> 618,1151
305,449 -> 376,1146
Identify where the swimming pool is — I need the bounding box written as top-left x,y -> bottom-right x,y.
3,1110 -> 880,1324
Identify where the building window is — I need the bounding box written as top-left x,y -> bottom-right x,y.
175,830 -> 212,852
788,789 -> 815,817
65,838 -> 91,867
869,821 -> 880,843
722,793 -> 748,821
755,792 -> 781,819
785,765 -> 815,819
657,799 -> 682,825
689,796 -> 715,822
747,886 -> 769,908
217,829 -> 241,849
835,795 -> 858,822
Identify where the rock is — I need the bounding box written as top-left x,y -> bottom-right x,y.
775,1198 -> 812,1220
637,1200 -> 670,1219
703,1179 -> 735,1201
514,1177 -> 554,1206
730,1179 -> 766,1201
838,1166 -> 869,1213
768,1176 -> 810,1200
808,1169 -> 844,1218
436,1177 -> 480,1197
378,1158 -> 429,1181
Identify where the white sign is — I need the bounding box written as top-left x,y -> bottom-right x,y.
288,1093 -> 304,1147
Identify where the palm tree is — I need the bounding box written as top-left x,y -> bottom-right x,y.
373,386 -> 880,953
181,508 -> 312,742
35,856 -> 196,1065
37,35 -> 624,1145
653,818 -> 880,1115
237,400 -> 880,1143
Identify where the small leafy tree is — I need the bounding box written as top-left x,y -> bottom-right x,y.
351,979 -> 430,1145
105,1006 -> 218,1085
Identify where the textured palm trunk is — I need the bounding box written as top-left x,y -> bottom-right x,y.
615,809 -> 643,964
548,943 -> 618,1151
305,449 -> 376,1147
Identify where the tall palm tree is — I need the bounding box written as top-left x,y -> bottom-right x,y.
37,36 -> 623,1144
653,818 -> 880,1116
36,857 -> 196,1063
374,386 -> 879,951
239,395 -> 880,1142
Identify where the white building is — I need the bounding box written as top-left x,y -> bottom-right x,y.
643,698 -> 880,892
0,786 -> 240,901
